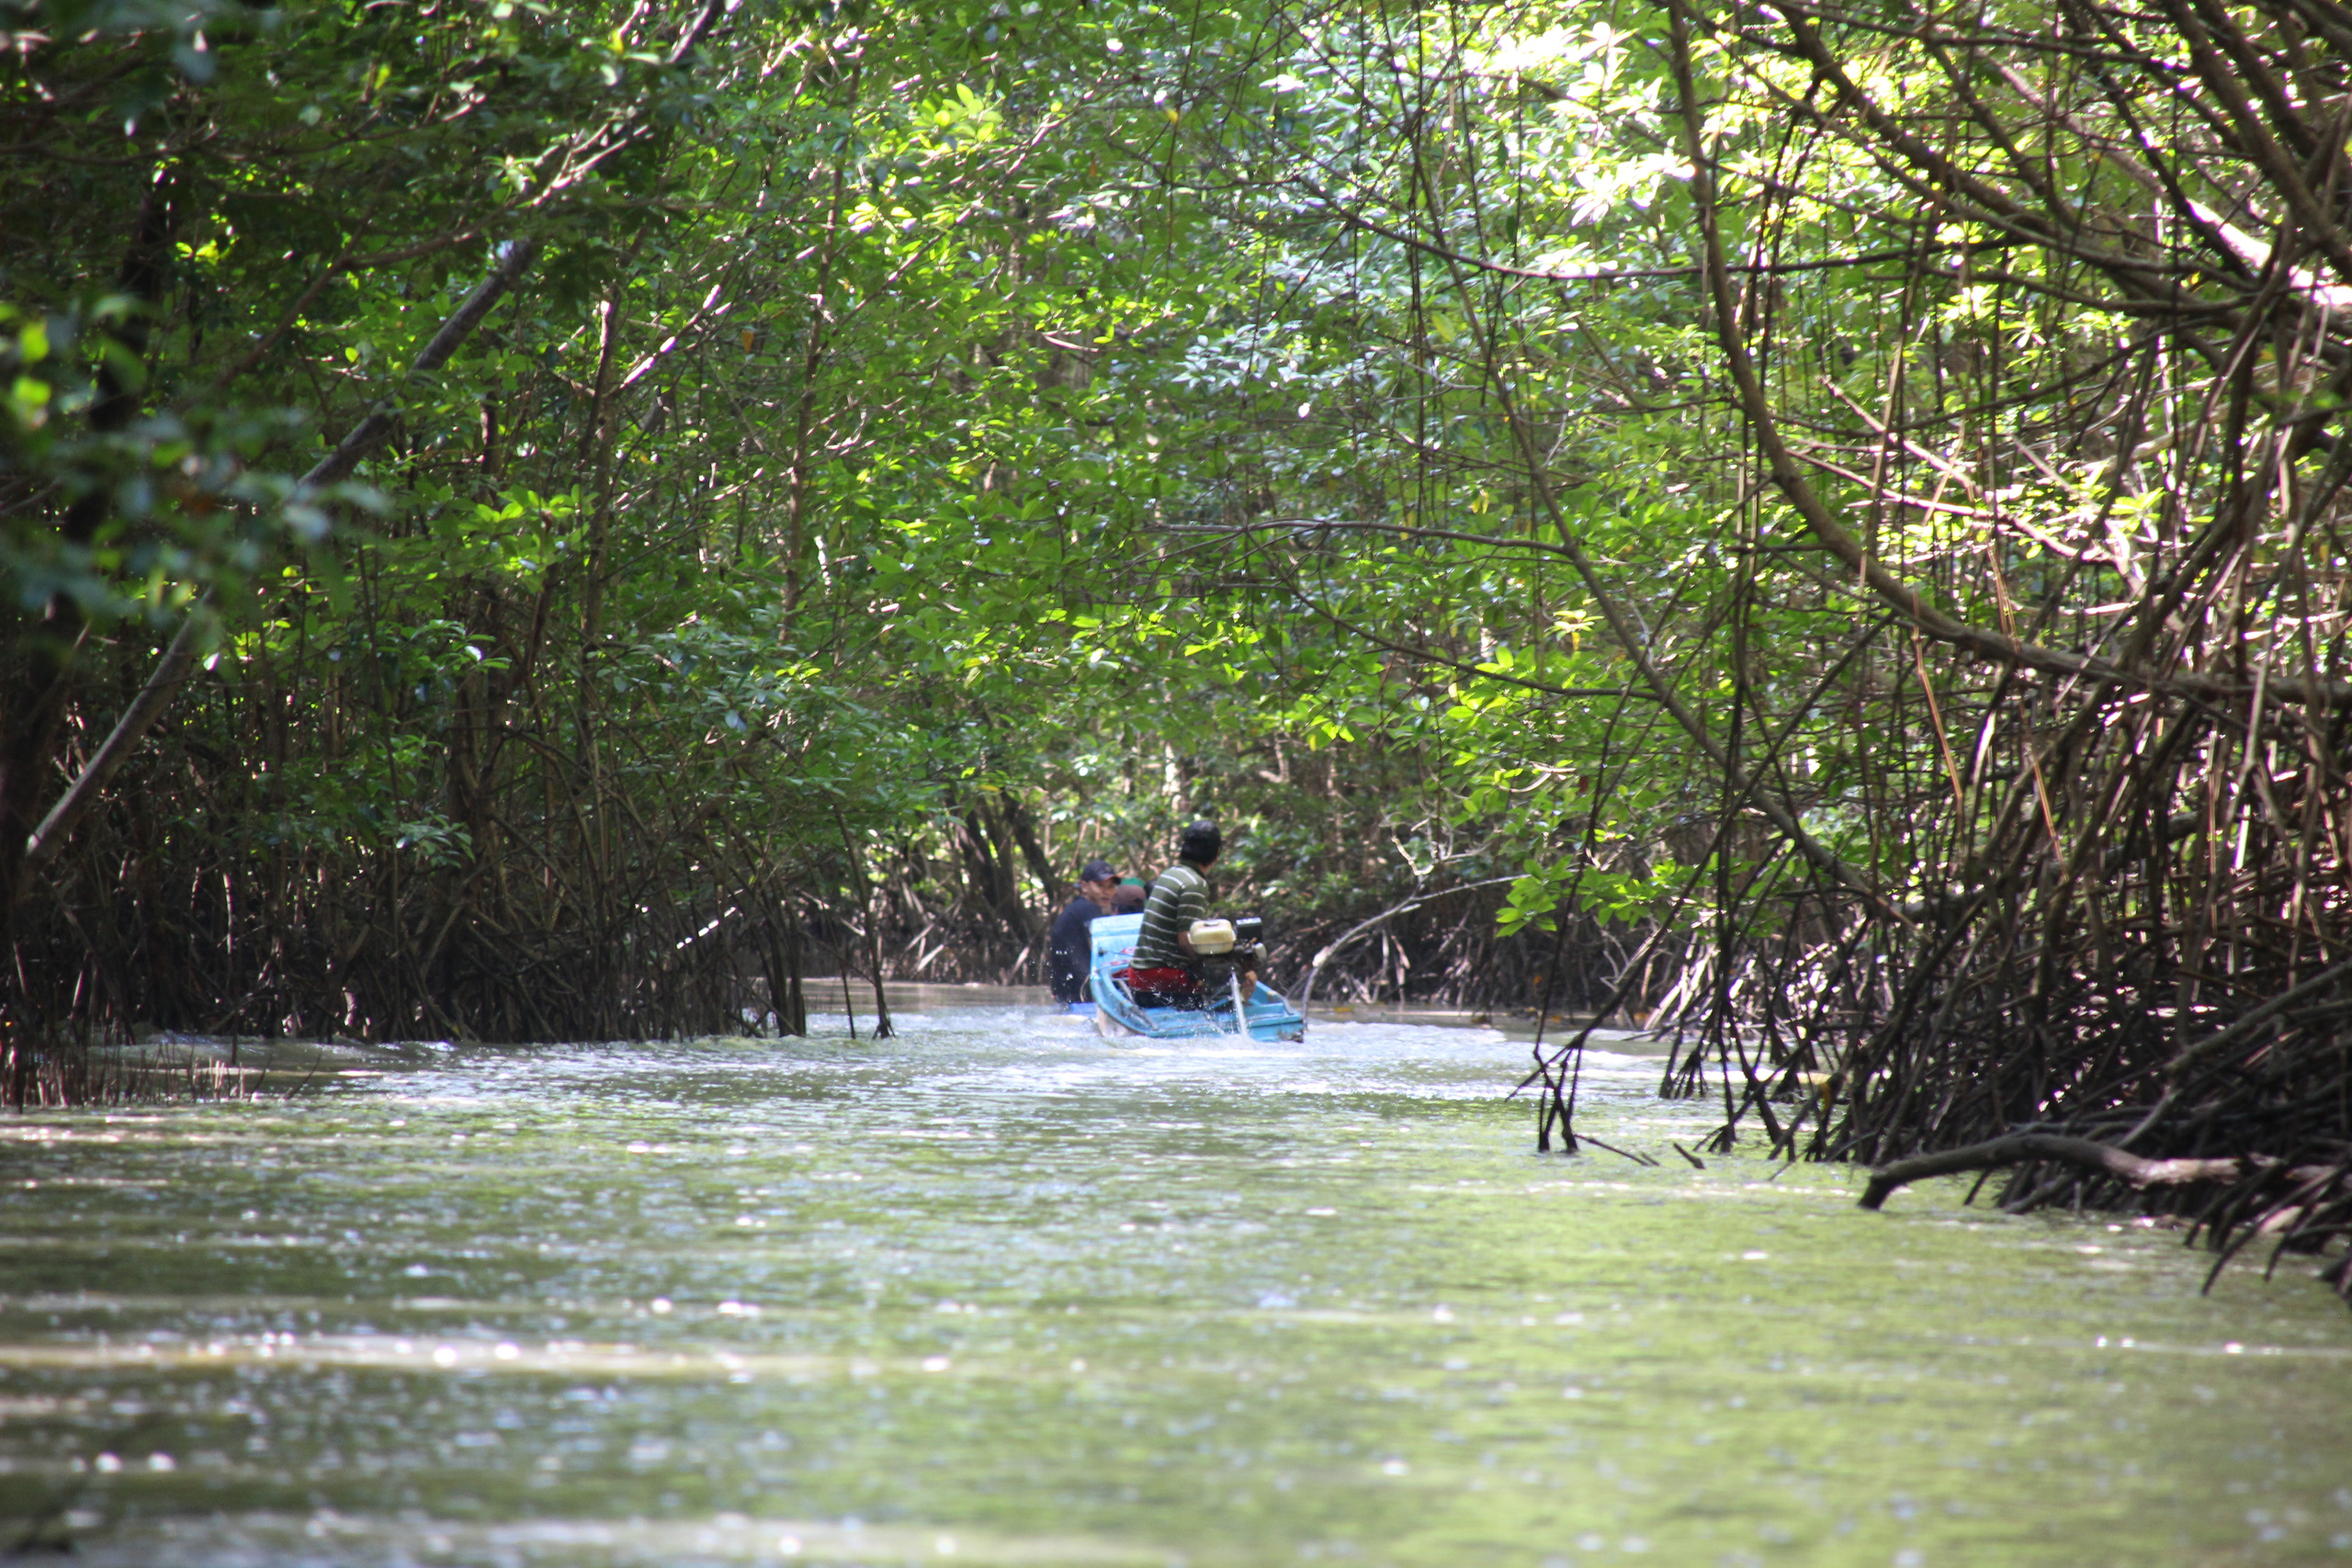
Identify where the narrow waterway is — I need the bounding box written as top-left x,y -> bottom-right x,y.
3,998 -> 2348,1566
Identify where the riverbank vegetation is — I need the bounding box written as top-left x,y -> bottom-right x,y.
6,0 -> 2349,1289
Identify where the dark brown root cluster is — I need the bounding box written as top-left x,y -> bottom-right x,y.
0,1029 -> 292,1110
1520,0 -> 2352,1311
1861,1133 -> 2352,1303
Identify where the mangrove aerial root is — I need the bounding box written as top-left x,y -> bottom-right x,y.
1861,1136 -> 2352,1303
1860,1134 -> 2300,1211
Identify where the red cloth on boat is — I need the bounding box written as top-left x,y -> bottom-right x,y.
1115,964 -> 1203,1004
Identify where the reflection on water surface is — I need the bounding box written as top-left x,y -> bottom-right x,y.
1,996 -> 2348,1565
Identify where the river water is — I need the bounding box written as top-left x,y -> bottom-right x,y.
3,996 -> 2349,1566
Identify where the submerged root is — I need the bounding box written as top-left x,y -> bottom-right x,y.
0,1032 -> 290,1110
1860,1134 -> 2290,1210
1859,1133 -> 2352,1304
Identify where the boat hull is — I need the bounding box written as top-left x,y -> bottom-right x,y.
1083,913 -> 1307,1043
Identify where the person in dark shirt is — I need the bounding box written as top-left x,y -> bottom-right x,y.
1048,858 -> 1121,1005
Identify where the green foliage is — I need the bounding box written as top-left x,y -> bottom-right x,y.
28,0 -> 2297,1039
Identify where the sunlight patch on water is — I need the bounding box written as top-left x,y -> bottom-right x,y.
0,1005 -> 2346,1565
71,1510 -> 1163,1567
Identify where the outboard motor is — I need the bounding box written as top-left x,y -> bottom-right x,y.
1188,916 -> 1269,1035
1231,916 -> 1266,968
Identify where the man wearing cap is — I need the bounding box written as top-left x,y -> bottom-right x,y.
1048,858 -> 1122,1006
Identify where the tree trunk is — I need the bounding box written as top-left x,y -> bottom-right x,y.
2,168 -> 179,981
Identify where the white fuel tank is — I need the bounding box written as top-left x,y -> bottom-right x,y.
1187,918 -> 1237,954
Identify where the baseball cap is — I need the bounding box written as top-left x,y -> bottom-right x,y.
1080,858 -> 1119,882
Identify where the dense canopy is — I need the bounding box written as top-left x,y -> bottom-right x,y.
8,0 -> 2352,1277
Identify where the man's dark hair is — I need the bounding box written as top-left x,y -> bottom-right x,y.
1179,819 -> 1222,864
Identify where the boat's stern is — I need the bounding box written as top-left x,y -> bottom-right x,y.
1086,914 -> 1306,1041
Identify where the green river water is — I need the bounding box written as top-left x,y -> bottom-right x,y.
2,993 -> 2348,1566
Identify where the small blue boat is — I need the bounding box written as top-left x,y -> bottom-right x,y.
1085,913 -> 1307,1042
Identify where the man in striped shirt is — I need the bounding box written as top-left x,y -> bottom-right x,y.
1124,820 -> 1256,1007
